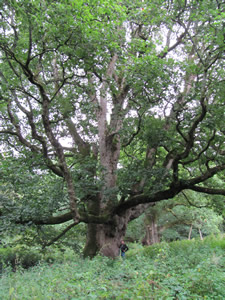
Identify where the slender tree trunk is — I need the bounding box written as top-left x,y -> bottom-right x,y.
188,224 -> 193,240
199,228 -> 203,240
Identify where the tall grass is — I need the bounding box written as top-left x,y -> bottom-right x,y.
0,235 -> 224,299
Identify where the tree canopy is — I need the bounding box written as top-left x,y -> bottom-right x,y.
0,0 -> 224,257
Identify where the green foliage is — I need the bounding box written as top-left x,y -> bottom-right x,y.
0,0 -> 225,260
126,214 -> 145,242
0,221 -> 86,260
0,245 -> 79,274
127,191 -> 224,247
0,247 -> 41,272
0,154 -> 67,225
0,236 -> 224,299
204,234 -> 225,250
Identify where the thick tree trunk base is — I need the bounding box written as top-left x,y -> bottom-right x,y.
83,216 -> 128,258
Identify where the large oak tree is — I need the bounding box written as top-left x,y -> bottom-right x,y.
0,0 -> 224,257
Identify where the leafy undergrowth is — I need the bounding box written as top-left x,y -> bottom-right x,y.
0,235 -> 224,299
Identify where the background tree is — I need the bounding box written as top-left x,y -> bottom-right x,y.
140,191 -> 223,245
0,0 -> 225,257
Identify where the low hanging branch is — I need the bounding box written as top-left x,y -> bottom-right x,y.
42,222 -> 78,249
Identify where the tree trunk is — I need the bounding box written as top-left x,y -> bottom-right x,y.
188,224 -> 193,240
142,225 -> 151,246
142,216 -> 160,246
83,216 -> 128,258
150,218 -> 160,244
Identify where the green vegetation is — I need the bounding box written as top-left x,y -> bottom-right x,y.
1,235 -> 224,299
0,2 -> 224,297
0,0 -> 225,258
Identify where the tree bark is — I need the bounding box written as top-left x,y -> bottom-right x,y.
142,215 -> 160,246
188,224 -> 193,240
83,215 -> 128,258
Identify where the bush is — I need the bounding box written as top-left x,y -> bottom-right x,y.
0,247 -> 41,272
142,241 -> 170,259
20,251 -> 41,269
0,245 -> 79,274
0,248 -> 16,273
204,234 -> 225,250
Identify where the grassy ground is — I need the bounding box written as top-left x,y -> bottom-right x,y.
0,235 -> 224,299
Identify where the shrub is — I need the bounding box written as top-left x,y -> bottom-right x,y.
142,243 -> 162,258
20,251 -> 41,269
0,247 -> 41,272
0,248 -> 16,273
204,234 -> 225,250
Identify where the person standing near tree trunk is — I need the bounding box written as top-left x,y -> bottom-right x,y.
119,240 -> 129,260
